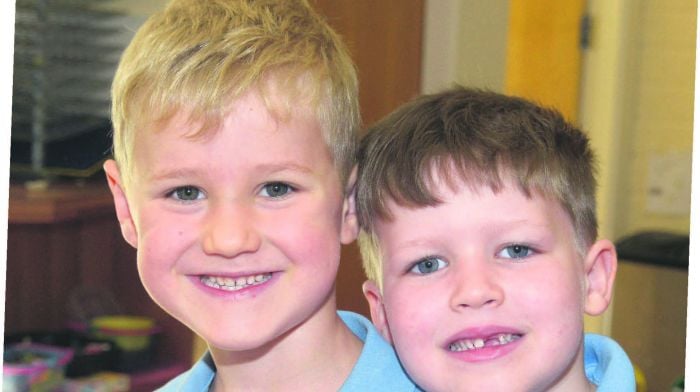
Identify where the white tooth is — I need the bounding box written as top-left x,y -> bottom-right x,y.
202,273 -> 272,291
205,277 -> 220,288
499,334 -> 508,344
465,340 -> 475,350
474,339 -> 484,348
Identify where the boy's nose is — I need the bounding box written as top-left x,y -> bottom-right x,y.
202,203 -> 261,258
449,260 -> 505,311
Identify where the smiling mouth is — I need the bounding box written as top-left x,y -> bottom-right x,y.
448,333 -> 522,352
200,273 -> 272,291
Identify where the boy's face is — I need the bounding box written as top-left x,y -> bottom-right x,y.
364,177 -> 615,392
104,90 -> 358,353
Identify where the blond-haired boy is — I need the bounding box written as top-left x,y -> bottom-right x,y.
104,0 -> 417,390
356,87 -> 635,391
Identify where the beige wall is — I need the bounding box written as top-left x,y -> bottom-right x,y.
610,0 -> 695,238
454,2 -> 509,91
583,0 -> 695,241
422,0 -> 509,93
579,0 -> 631,244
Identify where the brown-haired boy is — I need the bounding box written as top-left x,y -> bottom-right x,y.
104,0 -> 418,390
356,87 -> 635,391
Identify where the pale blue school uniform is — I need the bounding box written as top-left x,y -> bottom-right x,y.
584,333 -> 636,391
156,311 -> 419,391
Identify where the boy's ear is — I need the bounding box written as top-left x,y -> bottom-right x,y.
340,165 -> 359,244
103,160 -> 138,248
362,280 -> 392,343
583,239 -> 618,315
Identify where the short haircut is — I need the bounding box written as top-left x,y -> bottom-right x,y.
111,0 -> 359,186
356,87 -> 598,286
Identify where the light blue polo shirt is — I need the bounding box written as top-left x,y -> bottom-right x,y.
156,311 -> 419,391
584,333 -> 636,391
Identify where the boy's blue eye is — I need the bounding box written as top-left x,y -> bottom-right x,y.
261,182 -> 293,198
410,257 -> 447,275
171,186 -> 204,201
499,244 -> 533,259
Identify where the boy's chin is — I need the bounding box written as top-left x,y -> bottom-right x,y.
204,332 -> 285,357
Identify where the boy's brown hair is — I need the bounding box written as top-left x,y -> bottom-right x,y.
356,87 -> 598,286
111,0 -> 359,186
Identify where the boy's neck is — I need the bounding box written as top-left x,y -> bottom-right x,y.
548,342 -> 597,392
209,297 -> 362,391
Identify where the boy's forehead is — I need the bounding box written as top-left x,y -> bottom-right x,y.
122,79 -> 345,183
142,88 -> 320,140
127,106 -> 335,184
127,90 -> 336,176
379,173 -> 566,226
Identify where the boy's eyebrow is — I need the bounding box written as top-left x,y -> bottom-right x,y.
393,238 -> 434,249
148,167 -> 204,181
388,219 -> 553,246
147,162 -> 315,181
255,162 -> 315,175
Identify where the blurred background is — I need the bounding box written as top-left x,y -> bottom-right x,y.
4,1 -> 694,391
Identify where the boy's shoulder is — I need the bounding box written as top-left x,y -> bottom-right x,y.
583,333 -> 636,392
156,311 -> 419,392
156,352 -> 215,392
337,311 -> 419,391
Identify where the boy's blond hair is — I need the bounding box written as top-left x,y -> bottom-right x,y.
356,87 -> 598,286
112,0 -> 359,186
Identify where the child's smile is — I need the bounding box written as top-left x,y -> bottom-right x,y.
440,326 -> 527,373
199,272 -> 273,292
446,328 -> 523,361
